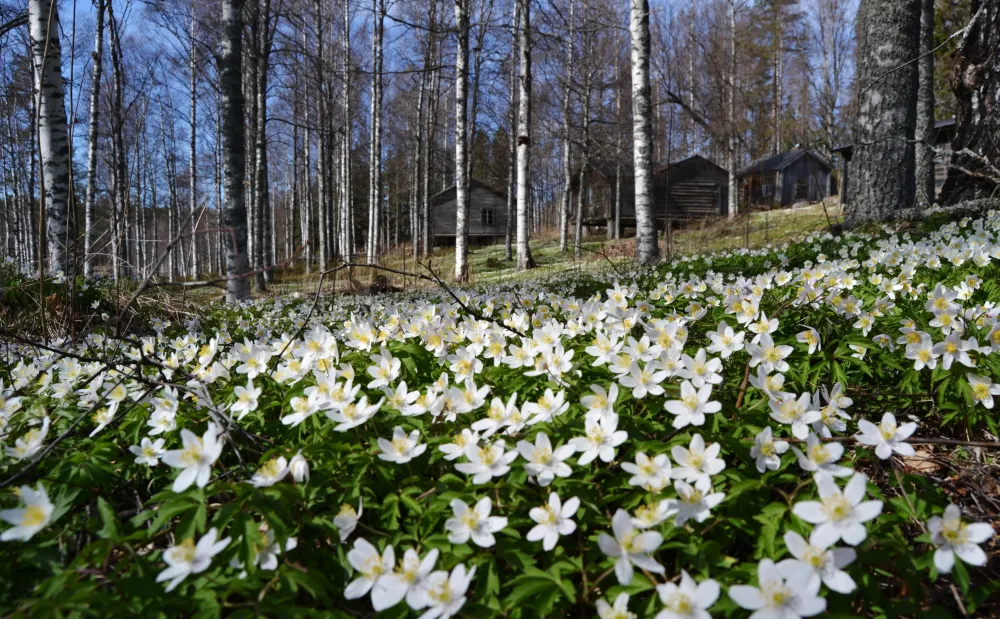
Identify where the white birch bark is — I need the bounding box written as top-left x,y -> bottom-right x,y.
82,0 -> 104,278
727,0 -> 738,220
630,0 -> 657,264
504,0 -> 518,261
189,14 -> 200,278
28,0 -> 71,274
515,0 -> 534,271
454,0 -> 471,280
559,0 -> 574,253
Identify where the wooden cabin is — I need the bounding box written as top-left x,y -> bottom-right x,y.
429,178 -> 509,246
737,146 -> 833,207
653,155 -> 730,221
832,118 -> 955,204
574,155 -> 728,227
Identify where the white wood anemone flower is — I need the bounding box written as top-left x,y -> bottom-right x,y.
0,483 -> 54,542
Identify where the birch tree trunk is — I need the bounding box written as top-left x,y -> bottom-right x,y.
368,0 -> 384,265
939,1 -> 1000,204
515,0 -> 534,271
726,0 -> 738,220
559,0 -> 574,253
630,0 -> 657,264
108,7 -> 129,279
574,62 -> 591,260
28,0 -> 71,274
504,0 -> 517,261
454,0 -> 471,281
221,0 -> 250,303
341,0 -> 353,260
254,0 -> 274,287
412,65 -> 426,260
914,0 -> 936,207
421,8 -> 436,259
189,15 -> 200,278
82,0 -> 104,278
848,0 -> 920,222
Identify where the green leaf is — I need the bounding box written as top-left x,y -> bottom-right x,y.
96,497 -> 118,540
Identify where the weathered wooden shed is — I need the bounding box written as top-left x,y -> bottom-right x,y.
653,155 -> 730,221
737,147 -> 833,207
429,178 -> 508,246
574,155 -> 728,227
832,118 -> 955,204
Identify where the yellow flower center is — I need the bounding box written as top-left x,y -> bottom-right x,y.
821,494 -> 852,522
21,505 -> 46,527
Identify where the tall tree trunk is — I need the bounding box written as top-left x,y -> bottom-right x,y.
504,0 -> 517,261
454,0 -> 471,281
726,0 -> 738,220
412,62 -> 427,260
189,15 -> 200,278
630,0 -> 657,264
559,0 -> 574,253
368,0 -> 384,264
341,0 -> 353,260
914,0 -> 936,208
28,0 -> 71,274
515,0 -> 534,271
254,0 -> 274,287
108,6 -> 129,279
848,0 -> 921,222
574,63 -> 591,260
771,22 -> 782,156
613,39 -> 622,240
939,1 -> 999,203
82,0 -> 104,277
221,0 -> 250,302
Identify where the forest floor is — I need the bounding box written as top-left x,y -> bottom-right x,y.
250,200 -> 843,300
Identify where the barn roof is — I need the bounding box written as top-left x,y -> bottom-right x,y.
737,148 -> 832,176
429,178 -> 507,205
654,154 -> 728,175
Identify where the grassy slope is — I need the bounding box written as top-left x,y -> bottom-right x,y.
254,202 -> 842,298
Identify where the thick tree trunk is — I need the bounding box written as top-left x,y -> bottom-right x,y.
82,0 -> 104,278
630,0 -> 657,264
454,0 -> 470,281
559,0 -> 574,253
515,0 -> 534,271
939,1 -> 1000,204
848,0 -> 921,222
914,0 -> 936,207
28,0 -> 71,274
221,0 -> 250,303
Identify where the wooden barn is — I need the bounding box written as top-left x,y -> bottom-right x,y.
574,155 -> 728,227
429,178 -> 509,246
832,118 -> 955,204
653,155 -> 730,221
737,146 -> 833,207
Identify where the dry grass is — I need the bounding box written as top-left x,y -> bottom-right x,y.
169,200 -> 844,302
